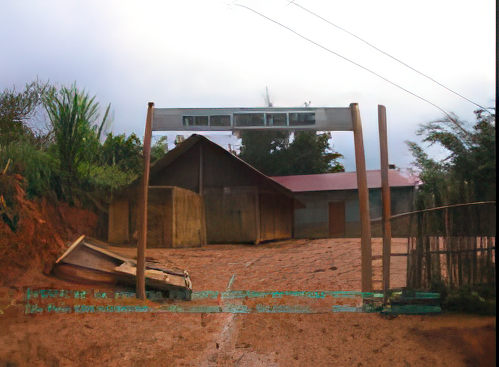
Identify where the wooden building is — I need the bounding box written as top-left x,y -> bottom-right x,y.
109,186 -> 204,248
108,134 -> 294,246
272,170 -> 418,238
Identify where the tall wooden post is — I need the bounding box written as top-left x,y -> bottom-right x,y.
350,103 -> 372,292
378,105 -> 392,304
137,102 -> 154,300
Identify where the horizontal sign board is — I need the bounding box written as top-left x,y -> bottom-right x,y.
152,107 -> 354,132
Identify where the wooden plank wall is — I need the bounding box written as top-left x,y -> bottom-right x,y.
204,187 -> 257,243
147,189 -> 174,248
172,187 -> 204,248
108,197 -> 129,243
149,147 -> 200,192
259,193 -> 293,242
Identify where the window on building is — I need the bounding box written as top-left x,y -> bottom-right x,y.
183,116 -> 194,126
266,113 -> 287,126
289,112 -> 316,126
210,115 -> 231,127
234,113 -> 265,127
183,116 -> 208,126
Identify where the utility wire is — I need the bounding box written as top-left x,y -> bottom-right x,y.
234,3 -> 470,135
287,1 -> 493,114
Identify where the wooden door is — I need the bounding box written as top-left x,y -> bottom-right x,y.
329,202 -> 346,237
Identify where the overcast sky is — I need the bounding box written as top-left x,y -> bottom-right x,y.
1,0 -> 495,172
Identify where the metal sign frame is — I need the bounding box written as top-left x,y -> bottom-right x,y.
152,107 -> 354,132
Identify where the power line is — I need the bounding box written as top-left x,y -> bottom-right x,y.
234,3 -> 468,132
287,1 -> 493,113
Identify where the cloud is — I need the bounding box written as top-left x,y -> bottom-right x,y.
1,0 -> 494,172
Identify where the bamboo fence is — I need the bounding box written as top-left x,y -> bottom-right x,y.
390,202 -> 496,290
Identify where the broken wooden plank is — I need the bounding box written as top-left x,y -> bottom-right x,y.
53,263 -> 118,284
115,262 -> 190,290
56,235 -> 86,264
53,235 -> 192,298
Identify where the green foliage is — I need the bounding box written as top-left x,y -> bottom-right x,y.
441,284 -> 496,316
284,131 -> 344,175
239,131 -> 290,175
1,80 -> 173,211
44,84 -> 110,198
406,109 -> 495,208
0,141 -> 56,199
80,132 -> 146,191
426,280 -> 496,316
99,132 -> 142,172
0,79 -> 49,146
151,136 -> 169,162
83,163 -> 138,190
239,131 -> 344,176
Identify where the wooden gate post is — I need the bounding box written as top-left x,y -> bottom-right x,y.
137,102 -> 154,300
350,103 -> 372,292
378,105 -> 392,303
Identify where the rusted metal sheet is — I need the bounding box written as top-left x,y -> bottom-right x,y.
53,235 -> 192,299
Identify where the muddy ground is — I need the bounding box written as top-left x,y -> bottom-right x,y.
0,238 -> 495,367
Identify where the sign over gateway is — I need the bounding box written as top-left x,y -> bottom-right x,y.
152,107 -> 353,132
136,102 -> 376,302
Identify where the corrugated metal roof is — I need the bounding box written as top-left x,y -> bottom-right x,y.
271,170 -> 418,193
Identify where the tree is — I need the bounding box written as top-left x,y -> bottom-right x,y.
239,130 -> 290,175
239,130 -> 344,176
238,88 -> 344,176
85,134 -> 171,191
0,80 -> 57,199
406,109 -> 495,208
283,131 -> 344,175
0,79 -> 49,146
44,84 -> 110,197
151,136 -> 169,161
99,132 -> 142,172
79,132 -> 144,190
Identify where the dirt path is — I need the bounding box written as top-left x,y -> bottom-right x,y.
0,238 -> 495,367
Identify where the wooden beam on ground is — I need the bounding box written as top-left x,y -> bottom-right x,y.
137,102 -> 154,300
378,105 -> 392,304
350,103 -> 373,292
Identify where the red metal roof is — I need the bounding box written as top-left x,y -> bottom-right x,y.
271,170 -> 418,193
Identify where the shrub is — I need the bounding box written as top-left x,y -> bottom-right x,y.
0,141 -> 56,199
439,283 -> 496,316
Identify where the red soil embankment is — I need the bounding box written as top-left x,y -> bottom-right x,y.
0,175 -> 98,285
